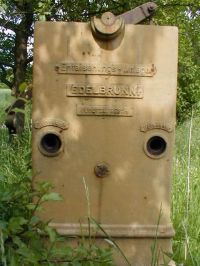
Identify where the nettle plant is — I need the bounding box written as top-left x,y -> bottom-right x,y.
0,179 -> 114,266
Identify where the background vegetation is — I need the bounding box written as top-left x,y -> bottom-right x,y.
172,107 -> 200,265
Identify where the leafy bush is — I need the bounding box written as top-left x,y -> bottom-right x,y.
0,179 -> 114,266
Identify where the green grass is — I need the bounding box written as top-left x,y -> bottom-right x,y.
0,95 -> 200,265
172,110 -> 200,265
0,89 -> 13,125
0,96 -> 32,184
0,89 -> 13,107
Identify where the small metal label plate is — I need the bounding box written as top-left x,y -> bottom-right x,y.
67,83 -> 144,98
56,62 -> 156,76
77,105 -> 133,116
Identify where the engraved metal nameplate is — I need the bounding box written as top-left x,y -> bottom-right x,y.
55,62 -> 156,77
77,105 -> 133,117
67,84 -> 144,98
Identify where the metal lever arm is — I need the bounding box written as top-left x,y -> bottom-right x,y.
117,2 -> 157,24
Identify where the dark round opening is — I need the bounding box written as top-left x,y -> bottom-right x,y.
41,133 -> 62,154
147,136 -> 167,156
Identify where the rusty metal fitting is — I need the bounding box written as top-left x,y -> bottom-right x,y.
91,11 -> 125,40
117,2 -> 157,25
94,162 -> 110,178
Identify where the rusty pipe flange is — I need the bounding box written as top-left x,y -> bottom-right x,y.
91,12 -> 125,40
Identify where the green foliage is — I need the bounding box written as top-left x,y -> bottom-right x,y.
0,178 -> 114,265
0,179 -> 57,265
153,0 -> 200,121
0,101 -> 31,183
0,89 -> 13,112
172,106 -> 200,265
0,177 -> 114,266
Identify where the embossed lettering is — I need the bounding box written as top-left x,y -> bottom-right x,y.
34,119 -> 69,129
140,122 -> 173,133
55,62 -> 156,77
66,84 -> 144,99
77,105 -> 133,117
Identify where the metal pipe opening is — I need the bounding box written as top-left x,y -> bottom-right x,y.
40,132 -> 62,156
147,136 -> 167,156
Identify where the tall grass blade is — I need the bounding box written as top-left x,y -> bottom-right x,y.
0,230 -> 7,266
185,106 -> 193,261
90,217 -> 131,266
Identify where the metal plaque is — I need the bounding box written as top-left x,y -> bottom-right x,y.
55,62 -> 156,76
66,83 -> 144,98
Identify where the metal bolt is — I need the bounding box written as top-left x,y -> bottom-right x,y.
94,163 -> 110,178
101,12 -> 116,26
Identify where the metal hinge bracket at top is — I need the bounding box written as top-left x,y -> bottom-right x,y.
91,2 -> 157,40
117,2 -> 157,25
